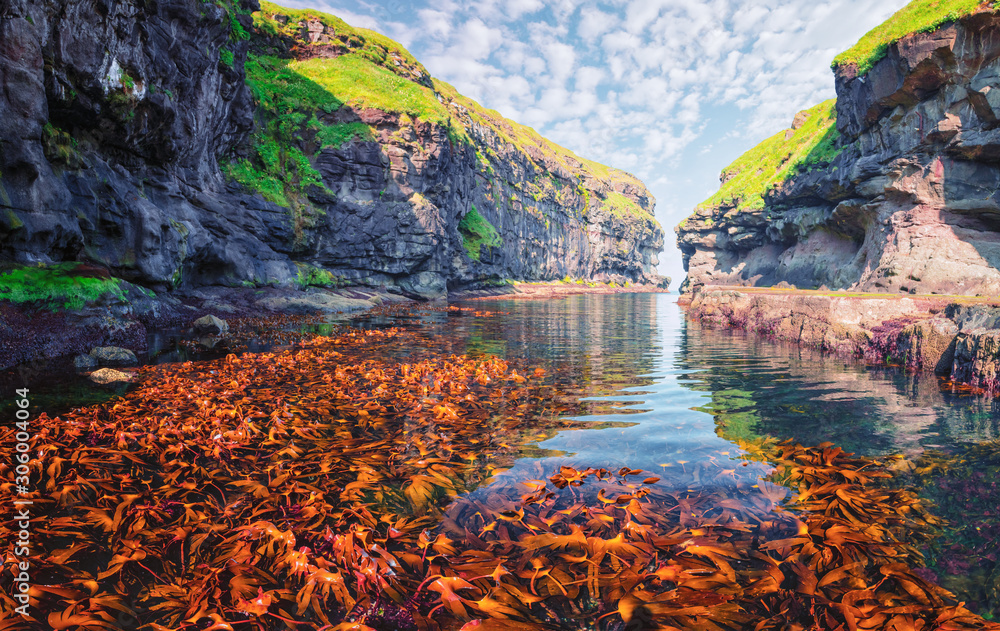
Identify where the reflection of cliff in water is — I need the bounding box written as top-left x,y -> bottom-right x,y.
677,319 -> 1000,456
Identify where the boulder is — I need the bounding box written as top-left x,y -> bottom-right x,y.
89,368 -> 134,385
193,315 -> 229,336
89,346 -> 138,366
397,272 -> 448,300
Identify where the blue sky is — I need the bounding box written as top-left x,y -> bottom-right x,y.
282,0 -> 909,284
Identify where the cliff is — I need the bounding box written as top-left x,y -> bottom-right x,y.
0,0 -> 663,302
676,3 -> 1000,297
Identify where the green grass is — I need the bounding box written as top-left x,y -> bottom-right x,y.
245,54 -> 343,115
601,191 -> 655,221
0,263 -> 125,311
433,79 -> 647,199
459,207 -> 502,261
291,56 -> 467,142
697,99 -> 841,213
314,120 -> 374,149
254,1 -> 424,73
833,0 -> 996,75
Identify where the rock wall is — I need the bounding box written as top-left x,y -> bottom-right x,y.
677,11 -> 1000,297
0,0 -> 663,300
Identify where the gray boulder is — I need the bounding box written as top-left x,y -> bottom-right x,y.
193,315 -> 229,336
397,272 -> 447,300
89,346 -> 138,366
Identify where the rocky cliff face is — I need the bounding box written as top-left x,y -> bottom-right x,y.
677,11 -> 1000,297
0,0 -> 663,300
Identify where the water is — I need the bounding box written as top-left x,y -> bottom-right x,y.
10,292 -> 999,625
355,292 -> 1000,618
360,293 -> 999,465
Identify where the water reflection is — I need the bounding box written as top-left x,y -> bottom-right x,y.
430,294 -> 999,473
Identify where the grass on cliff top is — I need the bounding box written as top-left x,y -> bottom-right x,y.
0,263 -> 125,311
601,191 -> 656,221
291,55 -> 467,142
433,78 -> 655,223
833,0 -> 997,75
254,1 -> 425,74
245,4 -> 656,224
459,206 -> 503,262
696,99 -> 841,214
433,79 -> 645,189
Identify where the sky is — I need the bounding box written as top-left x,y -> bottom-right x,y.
281,0 -> 910,285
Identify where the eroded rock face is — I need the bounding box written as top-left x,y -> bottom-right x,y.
677,12 -> 1000,296
0,0 -> 663,301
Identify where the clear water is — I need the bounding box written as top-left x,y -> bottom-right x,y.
352,292 -> 1000,617
355,293 -> 999,467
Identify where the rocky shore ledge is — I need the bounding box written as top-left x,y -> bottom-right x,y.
682,286 -> 1000,392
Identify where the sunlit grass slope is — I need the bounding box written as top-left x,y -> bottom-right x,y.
697,100 -> 841,213
833,0 -> 997,75
237,1 -> 653,222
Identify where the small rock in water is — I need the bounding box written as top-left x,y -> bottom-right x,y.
89,346 -> 138,366
74,354 -> 99,370
194,314 -> 229,336
89,368 -> 133,385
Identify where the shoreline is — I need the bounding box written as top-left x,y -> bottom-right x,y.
454,281 -> 671,300
0,281 -> 670,374
683,285 -> 1000,393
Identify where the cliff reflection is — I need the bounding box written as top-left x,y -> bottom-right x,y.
678,317 -> 1000,455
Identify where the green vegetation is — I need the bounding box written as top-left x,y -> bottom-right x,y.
833,0 -> 997,75
219,49 -> 234,68
600,191 -> 655,221
42,123 -> 81,167
314,120 -> 374,148
433,79 -> 646,205
0,263 -> 125,311
236,2 -> 657,229
697,99 -> 842,213
254,1 -> 423,72
295,263 -> 339,288
458,207 -> 502,261
291,56 -> 467,143
228,55 -> 342,247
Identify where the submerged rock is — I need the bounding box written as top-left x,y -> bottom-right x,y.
89,368 -> 133,385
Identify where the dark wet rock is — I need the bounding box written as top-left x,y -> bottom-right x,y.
397,272 -> 447,300
73,354 -> 99,370
89,346 -> 138,366
193,315 -> 229,336
89,368 -> 133,385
